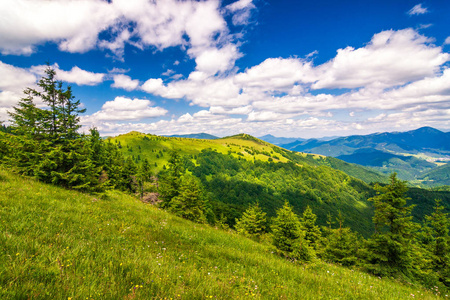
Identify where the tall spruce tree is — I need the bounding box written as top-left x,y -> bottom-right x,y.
158,151 -> 183,208
170,175 -> 207,223
299,205 -> 321,249
272,202 -> 302,253
422,199 -> 450,286
365,173 -> 419,277
7,65 -> 103,192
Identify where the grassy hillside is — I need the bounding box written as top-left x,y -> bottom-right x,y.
0,168 -> 442,299
110,131 -> 386,184
110,132 -> 389,236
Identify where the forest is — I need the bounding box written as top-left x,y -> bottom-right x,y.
1,66 -> 450,293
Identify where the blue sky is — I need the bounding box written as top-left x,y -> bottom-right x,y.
0,0 -> 449,138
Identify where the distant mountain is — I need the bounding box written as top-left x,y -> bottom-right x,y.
164,133 -> 219,139
282,127 -> 450,155
258,134 -> 304,145
280,127 -> 450,186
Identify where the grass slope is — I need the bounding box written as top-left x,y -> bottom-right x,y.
0,168 -> 441,299
110,131 -> 385,184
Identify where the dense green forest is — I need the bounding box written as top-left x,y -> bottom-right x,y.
1,67 -> 450,295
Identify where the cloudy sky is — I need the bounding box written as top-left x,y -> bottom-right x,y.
1,0 -> 449,138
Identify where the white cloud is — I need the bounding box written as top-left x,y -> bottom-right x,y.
235,57 -> 315,92
312,29 -> 449,89
194,44 -> 241,75
0,61 -> 37,121
445,37 -> 450,45
82,96 -> 167,123
56,66 -> 105,86
408,4 -> 428,16
30,64 -> 105,86
111,74 -> 139,91
0,0 -> 117,55
0,61 -> 36,93
225,0 -> 256,26
0,0 -> 238,74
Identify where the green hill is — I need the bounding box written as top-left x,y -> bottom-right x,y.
109,132 -> 391,236
110,131 -> 386,183
0,168 -> 441,299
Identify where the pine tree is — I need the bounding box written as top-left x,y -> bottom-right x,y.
271,201 -> 302,253
299,205 -> 321,249
422,199 -> 450,286
158,151 -> 183,208
170,176 -> 207,223
319,212 -> 360,266
364,173 -> 419,277
235,202 -> 267,239
8,88 -> 47,139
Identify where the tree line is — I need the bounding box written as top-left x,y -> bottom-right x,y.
0,65 -> 150,193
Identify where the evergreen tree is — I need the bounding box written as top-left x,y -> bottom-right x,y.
319,212 -> 360,266
235,202 -> 267,239
158,151 -> 183,208
364,173 -> 419,277
299,205 -> 321,249
422,199 -> 450,286
271,202 -> 302,253
8,88 -> 47,139
170,176 -> 207,223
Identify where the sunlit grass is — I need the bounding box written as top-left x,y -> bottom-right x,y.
0,167 -> 441,299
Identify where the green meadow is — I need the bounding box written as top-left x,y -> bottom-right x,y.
0,167 -> 443,299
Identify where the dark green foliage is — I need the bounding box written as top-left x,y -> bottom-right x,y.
190,150 -> 375,236
319,212 -> 361,266
421,200 -> 450,286
170,175 -> 207,223
235,202 -> 267,238
271,202 -> 302,253
299,205 -> 321,249
364,173 -> 419,277
158,151 -> 183,208
2,66 -> 110,192
271,202 -> 315,261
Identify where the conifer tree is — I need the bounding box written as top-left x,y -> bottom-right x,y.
422,199 -> 450,286
158,151 -> 183,208
170,176 -> 207,223
235,202 -> 267,239
271,202 -> 302,253
272,202 -> 315,261
319,212 -> 360,266
364,173 -> 419,277
8,88 -> 46,139
299,205 -> 321,249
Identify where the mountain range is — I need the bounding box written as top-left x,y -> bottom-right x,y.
272,127 -> 450,186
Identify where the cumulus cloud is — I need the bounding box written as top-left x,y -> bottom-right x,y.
312,29 -> 449,89
0,61 -> 36,93
408,4 -> 428,16
30,64 -> 105,86
0,0 -> 241,76
56,66 -> 105,86
81,96 -> 168,123
135,28 -> 450,136
0,61 -> 37,121
0,0 -> 117,55
111,74 -> 140,91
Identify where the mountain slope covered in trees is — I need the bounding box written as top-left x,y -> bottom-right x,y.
279,127 -> 450,186
109,131 -> 450,238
